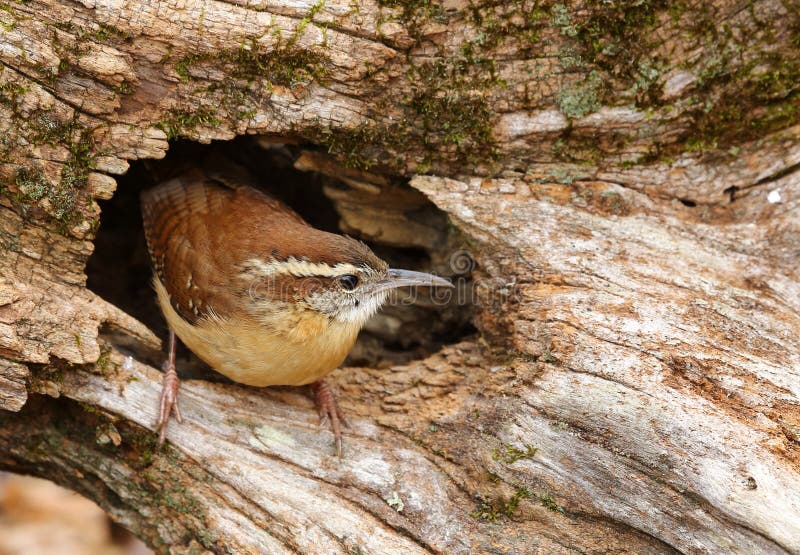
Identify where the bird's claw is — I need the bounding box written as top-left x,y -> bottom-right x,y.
311,379 -> 349,457
157,360 -> 182,447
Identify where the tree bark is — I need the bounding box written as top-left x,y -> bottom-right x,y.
1,0 -> 799,553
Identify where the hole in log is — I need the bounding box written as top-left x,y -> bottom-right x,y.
723,185 -> 739,203
86,137 -> 475,375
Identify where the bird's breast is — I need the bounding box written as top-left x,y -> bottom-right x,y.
154,279 -> 359,386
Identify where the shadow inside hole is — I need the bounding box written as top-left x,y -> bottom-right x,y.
86,136 -> 475,376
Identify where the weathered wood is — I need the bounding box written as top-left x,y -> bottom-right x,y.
1,0 -> 799,552
0,359 -> 28,411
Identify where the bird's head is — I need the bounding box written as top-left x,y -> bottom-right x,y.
240,232 -> 452,327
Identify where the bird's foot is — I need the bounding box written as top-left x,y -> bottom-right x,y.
156,358 -> 182,447
310,379 -> 349,457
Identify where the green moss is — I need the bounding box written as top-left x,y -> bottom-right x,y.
0,82 -> 28,107
465,1 -> 549,55
431,447 -> 456,462
51,20 -> 130,42
471,487 -> 533,521
357,0 -> 538,171
114,80 -> 133,95
301,0 -> 555,172
620,3 -> 800,156
75,402 -> 101,417
159,480 -> 204,515
95,345 -> 119,374
572,0 -> 666,105
201,81 -> 260,124
174,0 -> 331,90
175,57 -> 192,83
493,443 -> 538,464
175,38 -> 331,89
686,53 -> 800,151
236,107 -> 257,121
406,55 -> 498,165
540,351 -> 558,363
578,1 -> 661,60
377,0 -> 446,40
10,116 -> 100,232
319,55 -> 498,170
91,22 -> 130,42
471,498 -> 502,522
410,83 -> 493,150
124,425 -> 159,468
504,486 -> 532,516
21,112 -> 95,194
290,0 -> 327,45
0,230 -> 20,252
550,133 -> 604,164
231,40 -> 331,87
538,492 -> 566,514
157,108 -> 221,140
309,122 -> 388,170
63,137 -> 96,188
472,491 -> 565,521
28,112 -> 73,144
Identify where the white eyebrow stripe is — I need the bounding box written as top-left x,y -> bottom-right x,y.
241,257 -> 362,278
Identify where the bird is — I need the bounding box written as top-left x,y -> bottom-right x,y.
141,171 -> 453,455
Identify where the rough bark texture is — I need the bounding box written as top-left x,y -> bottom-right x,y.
1,0 -> 799,553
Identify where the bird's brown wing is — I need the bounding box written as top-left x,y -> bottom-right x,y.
141,173 -> 307,324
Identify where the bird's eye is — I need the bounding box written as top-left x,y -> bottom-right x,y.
338,274 -> 360,291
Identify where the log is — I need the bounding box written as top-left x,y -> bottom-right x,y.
1,0 -> 799,552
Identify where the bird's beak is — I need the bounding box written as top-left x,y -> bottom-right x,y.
370,268 -> 454,295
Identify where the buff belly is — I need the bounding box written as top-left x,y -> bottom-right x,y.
154,279 -> 360,386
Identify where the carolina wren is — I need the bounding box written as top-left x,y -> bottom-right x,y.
141,171 -> 452,454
